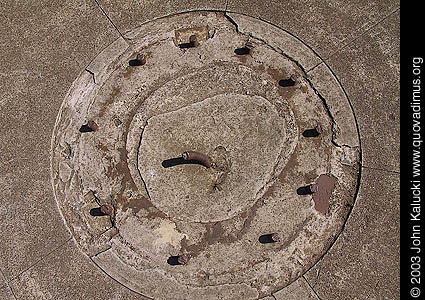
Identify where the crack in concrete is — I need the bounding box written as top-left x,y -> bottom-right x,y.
229,23 -> 348,150
224,12 -> 239,33
85,68 -> 96,85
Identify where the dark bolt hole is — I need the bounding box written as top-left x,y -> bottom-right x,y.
79,124 -> 95,133
234,47 -> 251,55
278,78 -> 296,87
89,208 -> 107,216
259,234 -> 279,244
167,256 -> 183,266
178,41 -> 196,49
297,185 -> 315,195
128,59 -> 144,66
302,128 -> 321,137
162,157 -> 206,168
129,54 -> 146,66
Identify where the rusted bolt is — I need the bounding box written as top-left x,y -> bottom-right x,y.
100,204 -> 114,216
179,35 -> 198,48
297,184 -> 319,195
167,255 -> 189,265
79,120 -> 98,133
302,125 -> 322,137
279,74 -> 297,87
259,233 -> 281,244
182,151 -> 213,168
129,53 -> 146,66
189,35 -> 199,47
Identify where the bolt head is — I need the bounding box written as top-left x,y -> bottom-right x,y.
271,233 -> 281,242
310,184 -> 319,193
100,204 -> 114,216
177,255 -> 189,265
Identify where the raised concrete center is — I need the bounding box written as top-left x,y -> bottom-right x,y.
138,93 -> 289,222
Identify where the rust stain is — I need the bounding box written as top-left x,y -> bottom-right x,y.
312,174 -> 336,214
279,149 -> 299,184
99,87 -> 120,117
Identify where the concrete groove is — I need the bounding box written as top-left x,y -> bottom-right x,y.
362,165 -> 400,175
93,0 -> 126,40
306,6 -> 400,74
9,237 -> 73,283
302,275 -> 322,300
323,6 -> 400,64
0,268 -> 18,300
0,2 -> 399,299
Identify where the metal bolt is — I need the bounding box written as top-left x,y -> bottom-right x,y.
259,233 -> 281,244
309,183 -> 319,193
79,121 -> 98,133
167,255 -> 189,265
234,46 -> 251,55
177,255 -> 189,265
100,204 -> 114,216
179,35 -> 199,48
129,53 -> 146,66
297,184 -> 319,195
189,35 -> 199,47
278,74 -> 297,87
302,124 -> 322,137
182,151 -> 213,168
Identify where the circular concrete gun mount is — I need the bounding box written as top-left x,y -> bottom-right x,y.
50,11 -> 360,300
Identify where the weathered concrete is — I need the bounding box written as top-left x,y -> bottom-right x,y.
50,11 -> 360,299
9,239 -> 146,300
323,9 -> 400,172
304,168 -> 400,300
273,277 -> 319,300
0,0 -> 121,282
0,1 -> 400,299
96,0 -> 227,34
227,0 -> 400,60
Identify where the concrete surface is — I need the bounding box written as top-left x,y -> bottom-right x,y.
0,0 -> 399,299
304,168 -> 400,300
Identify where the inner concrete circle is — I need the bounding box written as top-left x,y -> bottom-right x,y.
50,11 -> 361,300
139,93 -> 294,222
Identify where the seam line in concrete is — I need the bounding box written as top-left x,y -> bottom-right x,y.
302,275 -> 322,300
307,6 -> 400,74
0,268 -> 18,300
362,165 -> 400,175
323,6 -> 400,71
9,237 -> 73,283
93,0 -> 126,40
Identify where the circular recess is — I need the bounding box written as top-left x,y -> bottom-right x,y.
51,11 -> 360,300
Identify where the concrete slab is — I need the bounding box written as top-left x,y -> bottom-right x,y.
227,0 -> 400,60
0,0 -> 120,78
304,167 -> 400,300
0,285 -> 15,300
273,277 -> 319,300
0,1 -> 400,300
0,273 -> 15,300
9,239 -> 145,300
0,0 -> 122,281
322,10 -> 400,172
96,0 -> 227,34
